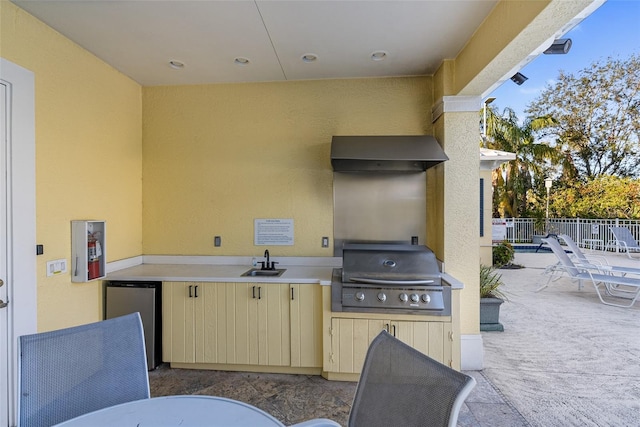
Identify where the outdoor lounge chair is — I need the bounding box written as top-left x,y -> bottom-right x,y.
559,234 -> 640,277
19,313 -> 150,427
607,226 -> 640,259
292,331 -> 476,427
542,238 -> 640,308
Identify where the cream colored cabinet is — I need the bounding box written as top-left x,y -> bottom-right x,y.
290,284 -> 322,368
163,282 -> 291,367
327,317 -> 453,375
162,281 -> 205,363
163,281 -> 231,364
242,282 -> 291,367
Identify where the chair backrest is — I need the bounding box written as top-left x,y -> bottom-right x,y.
542,238 -> 582,278
559,234 -> 587,262
19,313 -> 150,427
348,331 -> 475,427
609,227 -> 640,248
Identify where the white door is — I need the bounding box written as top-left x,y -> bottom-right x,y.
1,58 -> 37,427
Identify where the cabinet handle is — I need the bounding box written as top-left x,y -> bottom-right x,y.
189,285 -> 193,298
252,286 -> 256,299
384,323 -> 389,333
194,285 -> 198,298
258,287 -> 262,300
392,324 -> 396,337
291,288 -> 295,301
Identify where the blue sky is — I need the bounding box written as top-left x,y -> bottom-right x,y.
489,0 -> 640,120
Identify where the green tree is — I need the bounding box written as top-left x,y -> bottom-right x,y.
550,175 -> 640,219
483,106 -> 558,217
526,54 -> 640,179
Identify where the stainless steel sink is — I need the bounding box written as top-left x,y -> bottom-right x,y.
241,268 -> 286,277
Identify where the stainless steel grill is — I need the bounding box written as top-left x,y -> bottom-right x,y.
331,244 -> 450,315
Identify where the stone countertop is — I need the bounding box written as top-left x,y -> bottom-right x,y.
106,263 -> 336,285
104,256 -> 463,289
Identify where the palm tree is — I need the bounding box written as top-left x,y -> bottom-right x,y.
483,106 -> 559,218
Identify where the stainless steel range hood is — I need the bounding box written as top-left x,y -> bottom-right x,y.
331,135 -> 448,172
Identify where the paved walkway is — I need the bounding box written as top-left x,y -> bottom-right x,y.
480,250 -> 640,427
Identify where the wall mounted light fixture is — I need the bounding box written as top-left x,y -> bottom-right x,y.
544,38 -> 572,55
510,72 -> 528,85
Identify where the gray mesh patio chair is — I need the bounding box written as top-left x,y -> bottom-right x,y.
542,238 -> 640,308
19,313 -> 150,427
349,330 -> 475,427
607,226 -> 640,259
292,331 -> 475,427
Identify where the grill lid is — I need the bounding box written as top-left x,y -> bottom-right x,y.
341,244 -> 440,283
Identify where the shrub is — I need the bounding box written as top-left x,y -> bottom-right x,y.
492,241 -> 514,267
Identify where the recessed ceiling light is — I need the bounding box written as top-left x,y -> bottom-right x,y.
169,60 -> 185,69
234,57 -> 250,66
371,51 -> 388,61
301,53 -> 318,63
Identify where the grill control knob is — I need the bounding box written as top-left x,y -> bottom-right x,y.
410,293 -> 420,303
377,292 -> 387,302
399,293 -> 409,303
421,294 -> 431,304
355,292 -> 365,302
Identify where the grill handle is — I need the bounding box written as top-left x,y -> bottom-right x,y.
349,278 -> 435,285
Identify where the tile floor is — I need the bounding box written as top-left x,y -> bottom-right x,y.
149,364 -> 528,426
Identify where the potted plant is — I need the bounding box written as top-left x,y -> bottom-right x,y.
480,264 -> 506,332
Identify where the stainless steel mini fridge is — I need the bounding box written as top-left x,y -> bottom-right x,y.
105,281 -> 162,370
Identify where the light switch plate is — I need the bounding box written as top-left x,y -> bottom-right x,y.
46,259 -> 68,276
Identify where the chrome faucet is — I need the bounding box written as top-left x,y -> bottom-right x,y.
264,250 -> 270,269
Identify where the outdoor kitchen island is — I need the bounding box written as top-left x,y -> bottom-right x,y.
106,258 -> 463,381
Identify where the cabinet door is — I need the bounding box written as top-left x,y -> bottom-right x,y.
163,282 -> 196,364
329,318 -> 379,374
257,283 -> 290,366
391,320 -> 451,366
290,284 -> 322,368
194,282 -> 234,364
225,283 -> 259,365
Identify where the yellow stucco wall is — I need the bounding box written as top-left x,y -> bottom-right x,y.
142,78 -> 433,256
1,2 -> 143,331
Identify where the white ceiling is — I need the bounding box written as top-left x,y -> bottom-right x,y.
12,0 -> 498,86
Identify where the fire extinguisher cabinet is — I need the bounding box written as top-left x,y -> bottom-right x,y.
71,220 -> 106,282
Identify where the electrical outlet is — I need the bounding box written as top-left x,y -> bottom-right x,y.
214,236 -> 221,247
46,259 -> 68,276
322,237 -> 329,248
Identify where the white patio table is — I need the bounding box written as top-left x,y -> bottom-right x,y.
52,395 -> 285,427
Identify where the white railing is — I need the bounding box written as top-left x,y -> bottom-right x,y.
498,218 -> 640,249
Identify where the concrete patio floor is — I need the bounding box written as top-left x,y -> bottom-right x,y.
481,250 -> 640,427
149,249 -> 640,426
